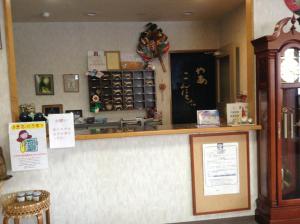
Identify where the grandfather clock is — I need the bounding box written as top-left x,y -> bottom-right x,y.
252,17 -> 300,224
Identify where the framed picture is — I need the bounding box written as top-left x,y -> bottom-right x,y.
42,104 -> 63,116
63,74 -> 79,92
35,74 -> 54,95
65,110 -> 82,119
88,50 -> 106,71
197,110 -> 220,126
189,132 -> 250,215
105,51 -> 121,70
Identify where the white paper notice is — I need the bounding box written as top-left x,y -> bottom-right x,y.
9,122 -> 48,171
88,50 -> 106,71
203,142 -> 240,196
48,113 -> 75,149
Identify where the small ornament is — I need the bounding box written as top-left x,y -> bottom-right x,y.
17,192 -> 25,203
248,118 -> 253,124
241,107 -> 248,123
34,113 -> 47,121
105,103 -> 113,111
19,103 -> 36,114
92,95 -> 100,103
159,83 -> 166,91
19,112 -> 33,122
85,69 -> 104,79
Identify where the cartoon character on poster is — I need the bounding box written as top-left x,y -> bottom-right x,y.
8,122 -> 48,172
16,130 -> 38,153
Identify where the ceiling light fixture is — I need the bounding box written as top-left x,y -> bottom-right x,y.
87,12 -> 97,17
42,12 -> 51,18
183,11 -> 193,16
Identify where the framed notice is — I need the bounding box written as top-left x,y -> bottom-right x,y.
105,51 -> 121,70
88,50 -> 106,71
189,132 -> 250,215
8,122 -> 48,171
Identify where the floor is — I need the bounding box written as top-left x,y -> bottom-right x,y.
174,216 -> 258,224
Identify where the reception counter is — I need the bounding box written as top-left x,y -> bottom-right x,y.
5,125 -> 260,224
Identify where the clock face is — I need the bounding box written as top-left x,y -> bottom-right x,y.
284,0 -> 300,15
281,48 -> 300,83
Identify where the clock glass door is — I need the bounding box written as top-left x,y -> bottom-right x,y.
280,48 -> 300,200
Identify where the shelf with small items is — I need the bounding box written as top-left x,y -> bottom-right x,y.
88,70 -> 156,112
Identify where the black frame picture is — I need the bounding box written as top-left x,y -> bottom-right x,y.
35,74 -> 54,95
42,104 -> 63,116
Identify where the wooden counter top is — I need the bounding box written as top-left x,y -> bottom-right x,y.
75,124 -> 261,141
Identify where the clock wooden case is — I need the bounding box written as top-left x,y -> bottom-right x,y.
252,17 -> 300,224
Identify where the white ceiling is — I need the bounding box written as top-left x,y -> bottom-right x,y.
12,0 -> 244,22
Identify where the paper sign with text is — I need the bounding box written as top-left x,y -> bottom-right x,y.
48,113 -> 75,149
9,122 -> 48,171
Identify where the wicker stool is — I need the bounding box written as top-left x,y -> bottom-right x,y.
1,190 -> 50,224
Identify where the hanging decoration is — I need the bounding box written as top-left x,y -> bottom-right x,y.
137,23 -> 170,72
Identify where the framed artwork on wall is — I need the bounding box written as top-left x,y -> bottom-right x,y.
35,74 -> 54,95
42,104 -> 63,116
105,51 -> 121,70
63,74 -> 79,92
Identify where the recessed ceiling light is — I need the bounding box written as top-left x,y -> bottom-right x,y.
42,12 -> 51,18
183,11 -> 193,16
87,12 -> 97,17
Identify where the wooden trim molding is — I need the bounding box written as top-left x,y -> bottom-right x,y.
246,0 -> 255,122
3,0 -> 19,122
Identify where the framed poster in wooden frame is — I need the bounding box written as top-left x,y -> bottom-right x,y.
189,132 -> 250,215
105,51 -> 121,70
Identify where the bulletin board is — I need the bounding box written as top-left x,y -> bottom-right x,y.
189,132 -> 250,215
